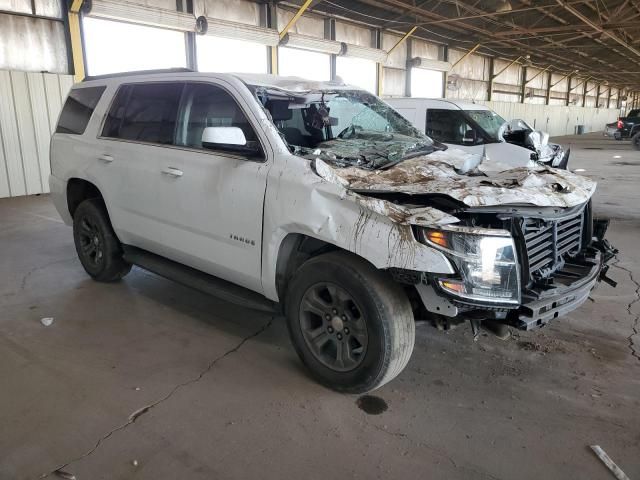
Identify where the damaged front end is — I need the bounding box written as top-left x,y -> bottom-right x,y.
313,150 -> 617,332
411,202 -> 618,331
250,79 -> 614,331
501,119 -> 570,169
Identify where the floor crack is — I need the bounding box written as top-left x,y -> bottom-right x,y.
20,257 -> 76,292
612,259 -> 640,363
42,317 -> 273,479
367,422 -> 501,480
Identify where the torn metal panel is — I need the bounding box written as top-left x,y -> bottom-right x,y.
351,192 -> 459,226
261,154 -> 456,301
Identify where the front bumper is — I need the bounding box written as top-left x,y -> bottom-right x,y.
414,222 -> 617,330
513,252 -> 602,330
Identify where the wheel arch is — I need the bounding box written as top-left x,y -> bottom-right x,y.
275,233 -> 376,306
67,178 -> 103,218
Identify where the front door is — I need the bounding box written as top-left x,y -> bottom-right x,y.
152,81 -> 269,292
98,80 -> 269,293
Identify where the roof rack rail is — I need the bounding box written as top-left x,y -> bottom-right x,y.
83,67 -> 195,82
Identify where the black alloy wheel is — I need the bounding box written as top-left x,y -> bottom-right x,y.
299,282 -> 368,372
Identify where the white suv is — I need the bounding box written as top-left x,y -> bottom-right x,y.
50,70 -> 615,393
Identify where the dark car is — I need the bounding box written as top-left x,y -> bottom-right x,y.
605,109 -> 640,146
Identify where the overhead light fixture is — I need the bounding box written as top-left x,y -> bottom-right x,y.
408,57 -> 452,72
197,16 -> 279,46
280,33 -> 343,55
340,43 -> 388,63
83,0 -> 196,32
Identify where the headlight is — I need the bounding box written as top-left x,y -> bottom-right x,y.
418,226 -> 521,305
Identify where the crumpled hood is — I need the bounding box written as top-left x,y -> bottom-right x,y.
299,133 -> 434,170
314,149 -> 596,208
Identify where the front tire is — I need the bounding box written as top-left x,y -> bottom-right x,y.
285,251 -> 415,394
632,132 -> 640,151
73,199 -> 131,282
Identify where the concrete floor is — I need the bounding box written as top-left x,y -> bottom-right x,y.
1,133 -> 639,480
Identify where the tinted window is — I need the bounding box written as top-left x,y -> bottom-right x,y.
102,83 -> 183,144
56,86 -> 106,134
176,83 -> 257,150
426,109 -> 478,145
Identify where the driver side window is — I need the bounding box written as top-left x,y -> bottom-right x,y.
176,83 -> 258,152
426,109 -> 481,145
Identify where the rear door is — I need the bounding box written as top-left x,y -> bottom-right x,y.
95,82 -> 185,251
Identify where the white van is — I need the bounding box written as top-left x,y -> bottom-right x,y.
386,98 -> 569,169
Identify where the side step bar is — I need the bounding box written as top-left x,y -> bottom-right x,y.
122,245 -> 276,313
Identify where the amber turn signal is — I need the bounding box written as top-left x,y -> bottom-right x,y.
426,230 -> 449,248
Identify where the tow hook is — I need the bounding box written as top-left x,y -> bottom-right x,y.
599,265 -> 617,288
592,218 -> 618,287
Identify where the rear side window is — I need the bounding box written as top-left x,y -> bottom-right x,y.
56,86 -> 106,134
102,83 -> 184,144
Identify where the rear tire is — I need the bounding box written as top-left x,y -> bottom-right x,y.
285,251 -> 415,394
632,132 -> 640,151
73,199 -> 131,282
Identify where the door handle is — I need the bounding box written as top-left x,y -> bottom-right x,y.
162,167 -> 183,177
98,154 -> 113,163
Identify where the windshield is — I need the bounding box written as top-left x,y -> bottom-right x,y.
260,89 -> 432,149
466,110 -> 506,140
254,88 -> 436,169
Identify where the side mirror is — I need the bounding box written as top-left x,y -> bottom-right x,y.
462,129 -> 477,144
201,126 -> 261,157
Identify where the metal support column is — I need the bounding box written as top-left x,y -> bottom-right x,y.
375,29 -> 383,97
67,0 -> 85,82
182,0 -> 196,71
487,57 -> 494,101
520,66 -> 527,103
545,70 -> 552,105
266,1 -> 277,75
325,18 -> 336,81
442,45 -> 448,99
404,37 -> 412,97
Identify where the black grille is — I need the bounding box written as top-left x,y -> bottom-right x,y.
520,209 -> 584,280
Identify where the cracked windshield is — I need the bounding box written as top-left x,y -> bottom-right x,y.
264,90 -> 435,169
466,110 -> 507,140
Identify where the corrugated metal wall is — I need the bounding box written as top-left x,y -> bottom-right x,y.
0,70 -> 73,198
482,101 -> 618,137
